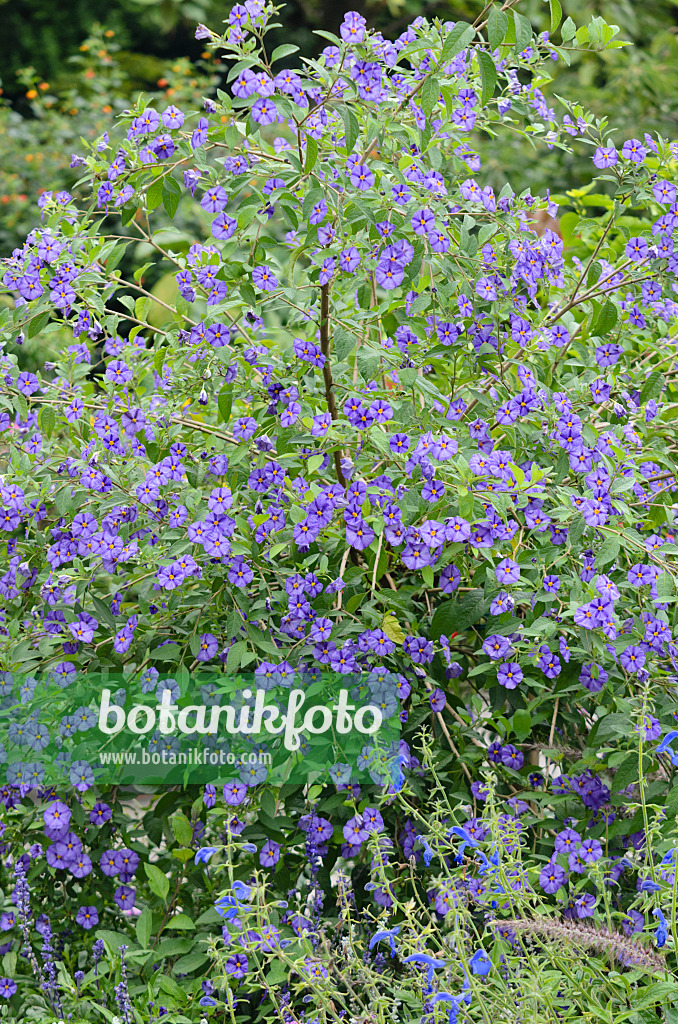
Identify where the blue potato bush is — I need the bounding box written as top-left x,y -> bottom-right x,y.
1,0 -> 678,1020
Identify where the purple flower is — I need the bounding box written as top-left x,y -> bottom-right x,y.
90,802 -> 112,826
537,645 -> 561,679
201,186 -> 228,213
403,636 -> 434,664
76,906 -> 99,929
621,138 -> 647,163
501,744 -> 524,769
593,146 -> 617,168
260,840 -> 281,867
483,634 -> 511,661
196,633 -> 219,661
497,663 -> 522,689
554,828 -> 580,853
100,850 -> 120,877
225,953 -> 249,978
252,98 -> 278,125
539,860 -> 566,894
106,360 -> 133,384
620,645 -> 645,673
579,838 -> 602,863
162,105 -> 184,128
223,780 -> 248,806
114,885 -> 136,910
16,372 -> 40,395
495,558 -> 520,584
340,11 -> 366,43
349,163 -> 374,191
429,688 -> 446,712
252,265 -> 278,291
44,800 -> 71,833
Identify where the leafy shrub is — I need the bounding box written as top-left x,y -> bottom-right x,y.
0,1 -> 678,1022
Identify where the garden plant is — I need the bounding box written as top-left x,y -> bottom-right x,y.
1,1 -> 678,1022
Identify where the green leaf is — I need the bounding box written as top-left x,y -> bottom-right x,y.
166,913 -> 195,930
162,177 -> 182,220
333,327 -> 357,361
656,571 -> 674,601
265,959 -> 288,987
487,5 -> 509,49
226,640 -> 247,674
611,752 -> 638,794
420,76 -> 439,118
173,952 -> 209,973
339,106 -> 360,153
151,641 -> 181,662
439,22 -> 475,65
95,929 -> 131,956
595,535 -> 620,569
105,242 -> 129,274
513,11 -> 533,51
512,709 -> 531,742
304,136 -> 318,173
477,51 -> 497,107
2,951 -> 16,978
121,203 -> 137,227
217,386 -> 233,424
430,589 -> 489,640
146,176 -> 164,212
91,595 -> 117,630
136,908 -> 153,949
144,862 -> 170,901
640,371 -> 665,405
595,712 -> 631,741
271,43 -> 300,62
591,299 -> 618,336
561,16 -> 576,41
171,812 -> 194,848
28,311 -> 49,339
158,974 -> 188,1004
39,405 -> 56,438
302,187 -> 325,222
382,613 -> 406,644
549,0 -> 562,34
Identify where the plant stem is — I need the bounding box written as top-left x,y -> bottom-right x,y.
319,283 -> 346,488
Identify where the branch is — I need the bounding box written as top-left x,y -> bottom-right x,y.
319,283 -> 346,489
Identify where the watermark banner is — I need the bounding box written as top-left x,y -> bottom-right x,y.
0,668 -> 402,789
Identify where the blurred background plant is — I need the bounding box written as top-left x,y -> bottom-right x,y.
0,24 -> 219,257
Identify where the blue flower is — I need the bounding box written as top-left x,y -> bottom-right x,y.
656,731 -> 678,754
449,825 -> 478,864
416,834 -> 434,866
231,880 -> 252,901
195,847 -> 218,865
640,879 -> 661,892
369,925 -> 400,956
469,949 -> 492,976
476,848 -> 501,876
403,952 -> 446,987
215,895 -> 239,920
653,908 -> 668,947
